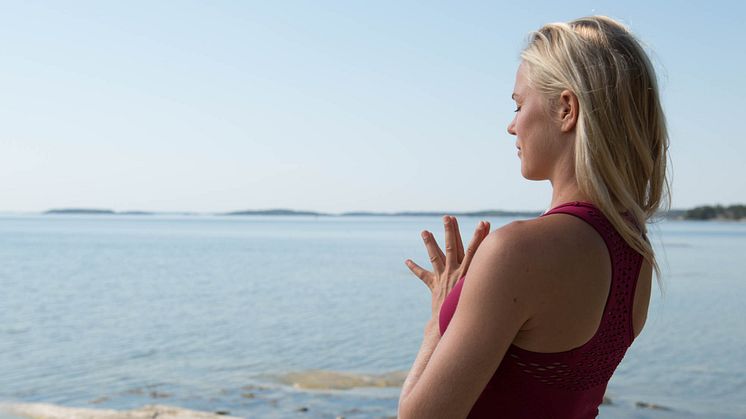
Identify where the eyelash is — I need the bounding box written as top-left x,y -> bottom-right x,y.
514,106 -> 521,113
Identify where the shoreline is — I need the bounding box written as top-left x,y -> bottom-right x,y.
0,404 -> 240,419
0,396 -> 685,419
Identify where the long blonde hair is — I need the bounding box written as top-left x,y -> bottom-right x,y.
521,16 -> 670,286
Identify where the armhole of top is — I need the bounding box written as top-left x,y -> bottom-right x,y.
545,207 -> 645,347
539,209 -> 617,349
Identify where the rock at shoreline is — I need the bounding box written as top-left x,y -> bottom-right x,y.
277,369 -> 408,390
0,403 -> 240,419
635,401 -> 673,411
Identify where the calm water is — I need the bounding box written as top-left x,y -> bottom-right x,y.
0,214 -> 745,418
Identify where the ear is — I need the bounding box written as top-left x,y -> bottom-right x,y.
558,89 -> 579,133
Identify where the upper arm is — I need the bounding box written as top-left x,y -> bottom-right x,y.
399,222 -> 541,418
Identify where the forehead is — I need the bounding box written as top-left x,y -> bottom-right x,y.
512,61 -> 531,102
513,62 -> 529,92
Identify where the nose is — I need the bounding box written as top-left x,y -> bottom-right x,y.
507,118 -> 516,136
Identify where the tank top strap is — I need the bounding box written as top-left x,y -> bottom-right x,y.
541,201 -> 616,246
540,201 -> 643,345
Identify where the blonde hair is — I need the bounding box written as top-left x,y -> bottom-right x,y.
521,16 -> 670,286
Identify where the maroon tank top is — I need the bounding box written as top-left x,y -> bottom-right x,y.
438,201 -> 644,419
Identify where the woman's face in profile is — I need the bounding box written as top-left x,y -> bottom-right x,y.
507,62 -> 564,181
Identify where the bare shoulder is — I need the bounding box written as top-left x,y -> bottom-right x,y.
470,216 -> 609,299
461,220 -> 554,307
479,215 -> 605,266
466,215 -> 618,347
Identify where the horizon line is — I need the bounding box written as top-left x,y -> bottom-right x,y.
0,204 -> 731,217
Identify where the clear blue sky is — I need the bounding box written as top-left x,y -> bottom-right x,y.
1,1 -> 743,213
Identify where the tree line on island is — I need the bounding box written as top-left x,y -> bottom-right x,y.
680,204 -> 746,221
43,204 -> 746,220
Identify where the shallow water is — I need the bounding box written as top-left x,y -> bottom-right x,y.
0,214 -> 744,418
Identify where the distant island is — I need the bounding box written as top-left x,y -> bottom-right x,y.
226,209 -> 545,217
339,210 -> 544,217
43,208 -> 544,217
41,204 -> 745,220
45,209 -> 186,216
225,209 -> 323,216
681,204 -> 746,221
45,208 -> 116,215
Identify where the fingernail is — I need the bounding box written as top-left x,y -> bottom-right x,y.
443,216 -> 450,225
421,231 -> 428,239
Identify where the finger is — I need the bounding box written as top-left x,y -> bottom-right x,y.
422,230 -> 445,273
443,216 -> 458,270
461,221 -> 491,273
452,216 -> 465,264
431,230 -> 446,264
405,259 -> 432,286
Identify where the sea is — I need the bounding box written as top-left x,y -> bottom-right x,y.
0,213 -> 744,418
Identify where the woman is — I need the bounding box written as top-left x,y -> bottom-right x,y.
398,16 -> 669,419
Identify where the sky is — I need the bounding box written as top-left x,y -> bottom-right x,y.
1,1 -> 744,214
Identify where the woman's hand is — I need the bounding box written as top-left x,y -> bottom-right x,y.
406,216 -> 491,317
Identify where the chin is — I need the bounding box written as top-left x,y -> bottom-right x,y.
521,169 -> 547,181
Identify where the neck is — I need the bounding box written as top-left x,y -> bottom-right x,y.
548,168 -> 592,209
546,133 -> 594,209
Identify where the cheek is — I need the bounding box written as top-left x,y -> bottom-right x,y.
515,114 -> 533,138
518,108 -> 547,143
